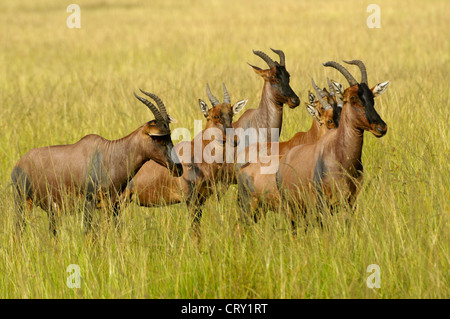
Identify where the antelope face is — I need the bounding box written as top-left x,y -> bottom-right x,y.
143,120 -> 183,176
322,60 -> 389,138
306,91 -> 339,129
134,91 -> 183,176
345,84 -> 388,137
268,66 -> 300,108
249,49 -> 300,108
319,104 -> 338,130
199,99 -> 247,146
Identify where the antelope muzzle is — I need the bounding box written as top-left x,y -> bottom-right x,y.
371,122 -> 388,138
287,95 -> 301,108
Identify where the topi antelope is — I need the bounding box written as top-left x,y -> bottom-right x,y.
236,84 -> 342,222
277,60 -> 390,229
11,91 -> 183,236
122,83 -> 247,242
218,49 -> 301,190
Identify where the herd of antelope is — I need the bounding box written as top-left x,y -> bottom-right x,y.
11,49 -> 390,242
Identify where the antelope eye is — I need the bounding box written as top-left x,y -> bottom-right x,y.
214,115 -> 220,120
328,120 -> 332,124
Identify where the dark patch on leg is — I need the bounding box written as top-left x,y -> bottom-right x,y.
313,156 -> 328,227
86,149 -> 107,189
83,180 -> 96,235
275,164 -> 282,193
237,171 -> 256,223
187,193 -> 205,246
11,166 -> 33,233
313,156 -> 327,187
48,210 -> 57,237
111,202 -> 122,233
185,163 -> 202,200
83,149 -> 107,235
11,166 -> 33,200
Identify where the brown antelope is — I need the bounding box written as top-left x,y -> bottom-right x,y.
236,81 -> 342,221
11,91 -> 183,236
219,49 -> 301,191
277,60 -> 390,228
123,84 -> 247,240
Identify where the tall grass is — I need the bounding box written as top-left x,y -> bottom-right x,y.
0,0 -> 448,298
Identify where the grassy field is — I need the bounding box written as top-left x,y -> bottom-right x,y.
0,0 -> 448,298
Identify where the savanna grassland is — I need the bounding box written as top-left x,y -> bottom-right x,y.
0,0 -> 448,298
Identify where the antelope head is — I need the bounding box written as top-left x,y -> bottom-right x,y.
307,77 -> 344,129
199,83 -> 247,147
323,60 -> 389,137
248,48 -> 300,108
306,91 -> 338,131
134,90 -> 184,176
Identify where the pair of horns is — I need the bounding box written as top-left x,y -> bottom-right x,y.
206,83 -> 231,106
252,48 -> 285,68
322,60 -> 368,86
311,78 -> 344,110
311,78 -> 332,111
134,89 -> 168,122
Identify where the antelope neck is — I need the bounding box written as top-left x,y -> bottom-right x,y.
332,103 -> 364,169
257,81 -> 284,134
104,127 -> 149,182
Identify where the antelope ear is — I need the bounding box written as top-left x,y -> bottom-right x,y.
308,91 -> 316,104
199,99 -> 209,118
332,80 -> 344,96
233,99 -> 248,114
248,63 -> 267,76
372,81 -> 390,97
306,104 -> 319,120
168,114 -> 178,124
147,126 -> 166,136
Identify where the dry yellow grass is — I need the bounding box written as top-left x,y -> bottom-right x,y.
0,0 -> 448,298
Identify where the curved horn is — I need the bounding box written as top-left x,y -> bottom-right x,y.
252,50 -> 276,68
270,48 -> 285,66
323,61 -> 358,87
206,83 -> 220,106
311,78 -> 331,110
343,60 -> 368,84
222,83 -> 231,104
139,89 -> 168,121
134,92 -> 164,122
327,78 -> 335,96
